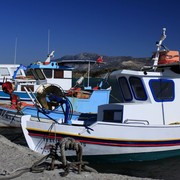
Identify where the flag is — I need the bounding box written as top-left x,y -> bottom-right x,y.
96,56 -> 104,64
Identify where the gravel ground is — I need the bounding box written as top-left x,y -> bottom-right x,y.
0,135 -> 156,180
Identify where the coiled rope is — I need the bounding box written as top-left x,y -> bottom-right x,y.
0,137 -> 97,179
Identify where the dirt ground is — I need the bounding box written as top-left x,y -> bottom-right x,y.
0,135 -> 156,180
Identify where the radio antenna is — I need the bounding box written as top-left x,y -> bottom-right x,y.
14,37 -> 18,64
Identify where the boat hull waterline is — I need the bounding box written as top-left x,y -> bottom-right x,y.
21,117 -> 180,162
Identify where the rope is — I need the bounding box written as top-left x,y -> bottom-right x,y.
58,137 -> 83,175
0,155 -> 48,180
0,137 -> 97,179
110,94 -> 122,102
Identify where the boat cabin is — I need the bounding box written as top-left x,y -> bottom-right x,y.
26,61 -> 73,91
0,64 -> 26,83
97,28 -> 180,126
0,64 -> 37,92
98,65 -> 180,125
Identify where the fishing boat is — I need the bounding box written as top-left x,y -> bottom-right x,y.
0,83 -> 97,127
0,51 -> 72,102
20,28 -> 180,163
0,64 -> 27,84
0,64 -> 36,101
0,51 -> 110,111
0,53 -> 110,127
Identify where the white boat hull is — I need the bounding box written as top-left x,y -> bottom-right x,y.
21,117 -> 180,162
0,110 -> 22,127
19,29 -> 180,163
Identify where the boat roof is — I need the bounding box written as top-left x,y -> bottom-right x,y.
27,61 -> 74,70
0,64 -> 21,67
54,59 -> 97,63
110,69 -> 162,77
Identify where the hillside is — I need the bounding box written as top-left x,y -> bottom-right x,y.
55,52 -> 152,77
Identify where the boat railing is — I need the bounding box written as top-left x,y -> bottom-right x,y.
124,119 -> 149,125
141,61 -> 180,71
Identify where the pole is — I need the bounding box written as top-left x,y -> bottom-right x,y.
87,61 -> 90,87
153,28 -> 166,69
48,29 -> 50,54
14,37 -> 18,64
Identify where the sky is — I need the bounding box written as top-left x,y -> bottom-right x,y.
0,0 -> 180,65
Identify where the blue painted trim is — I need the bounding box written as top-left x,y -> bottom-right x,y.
27,62 -> 73,70
28,129 -> 180,147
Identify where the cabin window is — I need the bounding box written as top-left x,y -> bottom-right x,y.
149,79 -> 174,102
43,69 -> 52,78
34,69 -> 45,80
118,77 -> 132,101
129,77 -> 147,100
54,69 -> 64,78
103,110 -> 123,123
26,69 -> 38,80
0,67 -> 10,76
21,85 -> 34,92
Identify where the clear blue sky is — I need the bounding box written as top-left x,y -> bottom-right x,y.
0,0 -> 180,65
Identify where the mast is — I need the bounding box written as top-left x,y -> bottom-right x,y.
87,60 -> 90,87
153,28 -> 167,69
48,29 -> 50,54
14,37 -> 18,64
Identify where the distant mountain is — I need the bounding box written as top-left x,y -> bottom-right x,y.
55,52 -> 152,77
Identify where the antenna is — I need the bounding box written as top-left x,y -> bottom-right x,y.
87,60 -> 90,87
14,37 -> 18,64
48,29 -> 50,54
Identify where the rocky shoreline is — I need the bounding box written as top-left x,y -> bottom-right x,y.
0,135 -> 155,180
